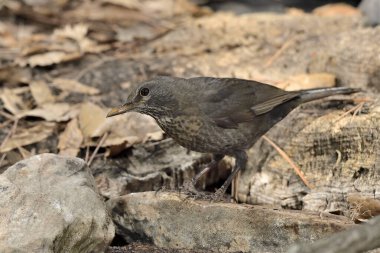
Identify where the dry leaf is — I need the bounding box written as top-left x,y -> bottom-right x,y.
313,3 -> 360,16
0,121 -> 55,153
17,146 -> 33,159
53,24 -> 110,53
58,118 -> 83,157
17,51 -> 68,67
280,73 -> 336,91
87,112 -> 162,148
52,78 -> 100,95
78,102 -> 107,138
18,103 -> 76,122
348,194 -> 380,221
101,0 -> 141,9
15,24 -> 103,67
0,88 -> 27,115
145,131 -> 164,142
53,23 -> 89,41
29,81 -> 55,105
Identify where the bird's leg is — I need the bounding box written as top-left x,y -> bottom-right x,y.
181,154 -> 224,198
191,154 -> 224,186
212,151 -> 247,202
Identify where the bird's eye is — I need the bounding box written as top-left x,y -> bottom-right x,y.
139,87 -> 150,96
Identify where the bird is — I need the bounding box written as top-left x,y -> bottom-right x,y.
107,76 -> 359,201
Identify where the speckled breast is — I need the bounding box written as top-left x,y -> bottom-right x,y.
154,115 -> 255,154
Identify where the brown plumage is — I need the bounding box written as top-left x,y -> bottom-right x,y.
107,76 -> 360,200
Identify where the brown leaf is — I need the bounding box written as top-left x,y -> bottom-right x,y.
348,194 -> 380,221
280,73 -> 336,91
58,118 -> 83,157
0,121 -> 55,153
87,112 -> 162,148
17,51 -> 69,67
313,3 -> 361,16
0,88 -> 27,115
29,81 -> 55,105
52,78 -> 100,95
101,0 -> 141,9
18,103 -> 77,122
78,102 -> 107,138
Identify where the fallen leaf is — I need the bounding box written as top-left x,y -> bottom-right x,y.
52,78 -> 100,95
78,102 -> 107,138
280,73 -> 336,91
313,3 -> 361,16
145,131 -> 164,142
17,146 -> 33,159
17,51 -> 68,67
18,103 -> 76,122
0,121 -> 55,153
29,81 -> 55,105
348,194 -> 380,221
0,88 -> 27,115
87,112 -> 162,148
101,0 -> 142,10
58,118 -> 83,157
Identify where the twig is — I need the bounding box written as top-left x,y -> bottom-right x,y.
335,102 -> 364,122
264,38 -> 295,68
352,102 -> 364,117
87,132 -> 109,167
0,119 -> 19,150
262,135 -> 313,189
0,153 -> 6,168
333,150 -> 342,169
0,110 -> 16,120
0,119 -> 12,129
232,170 -> 240,203
74,57 -> 112,81
85,144 -> 90,163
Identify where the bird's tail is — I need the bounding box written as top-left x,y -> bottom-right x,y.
299,87 -> 361,103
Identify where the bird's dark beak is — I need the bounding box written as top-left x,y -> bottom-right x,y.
106,102 -> 135,117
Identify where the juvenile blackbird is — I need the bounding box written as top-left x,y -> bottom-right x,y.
107,76 -> 359,200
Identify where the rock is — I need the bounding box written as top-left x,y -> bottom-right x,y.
360,0 -> 380,26
0,154 -> 115,253
93,139 -> 232,199
108,192 -> 353,253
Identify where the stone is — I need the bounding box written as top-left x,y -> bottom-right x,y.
108,192 -> 353,253
0,153 -> 115,253
94,139 -> 231,199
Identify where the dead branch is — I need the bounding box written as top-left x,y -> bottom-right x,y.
287,215 -> 380,253
262,135 -> 313,189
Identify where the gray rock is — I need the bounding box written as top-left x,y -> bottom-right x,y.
108,192 -> 353,253
360,0 -> 380,26
94,139 -> 231,199
0,154 -> 115,253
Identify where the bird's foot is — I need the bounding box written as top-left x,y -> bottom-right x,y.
179,180 -> 214,200
210,187 -> 228,202
154,185 -> 169,196
180,180 -> 198,194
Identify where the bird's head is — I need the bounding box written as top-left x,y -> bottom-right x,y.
106,77 -> 179,118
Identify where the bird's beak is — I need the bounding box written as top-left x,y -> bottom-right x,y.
106,102 -> 135,117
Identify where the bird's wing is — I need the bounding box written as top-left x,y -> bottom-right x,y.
188,77 -> 300,129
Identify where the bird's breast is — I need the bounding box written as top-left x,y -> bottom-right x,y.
154,115 -> 258,154
156,116 -> 203,137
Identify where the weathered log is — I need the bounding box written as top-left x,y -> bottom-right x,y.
238,96 -> 380,215
288,215 -> 380,253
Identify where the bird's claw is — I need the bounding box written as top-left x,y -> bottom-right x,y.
210,187 -> 227,202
